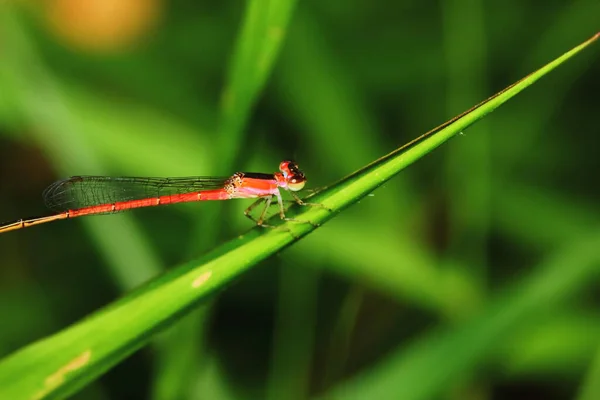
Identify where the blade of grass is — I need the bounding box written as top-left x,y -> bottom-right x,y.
266,262 -> 319,400
269,10 -> 391,398
296,221 -> 481,316
324,229 -> 600,400
576,343 -> 600,400
217,0 -> 298,170
276,8 -> 480,322
275,9 -> 384,173
494,182 -> 600,249
0,8 -> 162,289
274,8 -> 406,221
495,311 -> 600,377
441,0 -> 491,293
151,306 -> 214,400
154,1 -> 298,397
0,11 -> 214,399
320,285 -> 365,389
494,0 -> 600,178
0,32 -> 595,400
302,32 -> 598,221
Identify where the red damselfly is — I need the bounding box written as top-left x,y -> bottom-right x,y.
0,161 -> 316,234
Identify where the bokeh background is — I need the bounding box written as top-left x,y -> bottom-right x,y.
0,1 -> 599,399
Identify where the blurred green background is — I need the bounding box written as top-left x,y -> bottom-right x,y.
0,1 -> 599,399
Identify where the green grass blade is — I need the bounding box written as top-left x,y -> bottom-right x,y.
299,33 -> 598,222
0,33 -> 596,400
0,9 -> 164,290
441,0 -> 491,286
496,311 -> 600,377
577,344 -> 600,400
218,0 -> 298,170
154,1 -> 298,397
325,230 -> 600,400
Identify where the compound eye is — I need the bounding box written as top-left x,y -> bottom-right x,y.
279,161 -> 291,176
287,177 -> 306,191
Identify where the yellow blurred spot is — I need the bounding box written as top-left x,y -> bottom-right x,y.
192,271 -> 212,288
45,0 -> 162,52
31,350 -> 92,400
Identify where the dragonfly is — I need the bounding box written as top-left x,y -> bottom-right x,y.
0,160 -> 318,234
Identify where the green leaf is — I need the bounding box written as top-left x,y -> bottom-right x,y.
217,0 -> 299,170
0,32 -> 596,400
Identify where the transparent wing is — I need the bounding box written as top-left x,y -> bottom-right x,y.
42,176 -> 230,212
